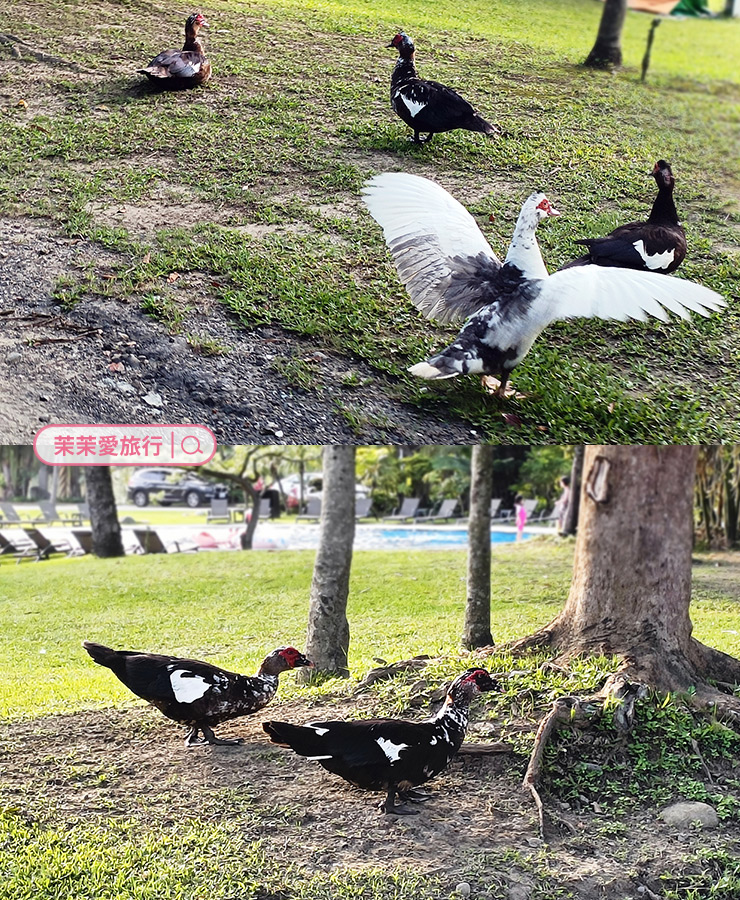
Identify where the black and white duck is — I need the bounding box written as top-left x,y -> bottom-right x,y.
263,667 -> 498,814
83,641 -> 312,745
362,172 -> 725,398
388,32 -> 497,144
562,160 -> 686,274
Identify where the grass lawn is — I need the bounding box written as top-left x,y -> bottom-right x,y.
1,0 -> 738,441
1,543 -> 739,897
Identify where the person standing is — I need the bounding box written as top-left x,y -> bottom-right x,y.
515,495 -> 528,541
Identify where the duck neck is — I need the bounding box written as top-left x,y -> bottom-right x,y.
183,26 -> 202,52
432,691 -> 470,733
504,206 -> 547,277
648,182 -> 679,226
392,54 -> 417,87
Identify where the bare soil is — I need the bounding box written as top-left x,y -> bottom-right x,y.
0,217 -> 477,444
2,694 -> 738,899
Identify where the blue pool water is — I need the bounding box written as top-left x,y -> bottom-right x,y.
353,527 -> 530,550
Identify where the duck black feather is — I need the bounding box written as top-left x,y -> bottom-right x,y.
562,160 -> 687,274
389,32 -> 497,144
264,668 -> 498,814
139,13 -> 211,89
83,641 -> 312,745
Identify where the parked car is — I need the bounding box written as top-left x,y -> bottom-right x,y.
127,468 -> 228,508
271,472 -> 370,511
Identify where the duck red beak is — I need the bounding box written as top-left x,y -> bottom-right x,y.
547,206 -> 561,217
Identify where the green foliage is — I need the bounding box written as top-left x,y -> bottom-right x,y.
660,848 -> 740,899
544,694 -> 740,816
513,447 -> 573,507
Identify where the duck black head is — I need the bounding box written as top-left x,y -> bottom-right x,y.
186,12 -> 209,33
651,159 -> 675,191
388,32 -> 415,58
259,647 -> 314,676
447,668 -> 499,704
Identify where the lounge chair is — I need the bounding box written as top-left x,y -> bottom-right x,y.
77,503 -> 91,523
0,502 -> 38,525
0,530 -> 33,558
71,529 -> 95,555
258,498 -> 273,519
415,499 -> 459,523
37,500 -> 83,526
296,498 -> 322,521
206,498 -> 232,524
355,497 -> 373,520
489,498 -> 503,520
18,527 -> 73,562
132,528 -> 196,554
382,498 -> 420,522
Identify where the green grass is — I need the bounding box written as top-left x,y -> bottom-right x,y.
1,0 -> 738,441
1,542 -> 739,720
0,816 -> 446,900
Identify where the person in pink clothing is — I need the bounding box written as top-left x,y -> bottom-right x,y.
515,494 -> 527,541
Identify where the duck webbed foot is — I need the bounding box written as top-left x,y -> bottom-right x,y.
480,375 -> 527,400
397,787 -> 432,803
187,725 -> 243,746
379,787 -> 421,815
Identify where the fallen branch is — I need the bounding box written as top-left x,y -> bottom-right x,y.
459,741 -> 513,755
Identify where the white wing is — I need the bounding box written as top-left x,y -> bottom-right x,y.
532,265 -> 725,326
362,173 -> 502,324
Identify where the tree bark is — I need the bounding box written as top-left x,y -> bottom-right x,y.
560,445 -> 584,536
511,446 -> 740,695
83,467 -> 124,558
303,446 -> 356,679
463,445 -> 494,649
584,0 -> 628,68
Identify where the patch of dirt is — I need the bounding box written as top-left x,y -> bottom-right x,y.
0,216 -> 477,444
1,699 -> 737,898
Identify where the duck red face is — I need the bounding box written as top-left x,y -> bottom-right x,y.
460,668 -> 499,693
278,647 -> 314,669
536,196 -> 560,218
388,32 -> 414,52
188,12 -> 209,29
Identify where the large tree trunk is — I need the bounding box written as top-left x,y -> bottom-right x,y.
584,0 -> 628,68
83,467 -> 125,558
303,446 -> 356,679
560,445 -> 584,536
512,446 -> 740,697
463,445 -> 494,649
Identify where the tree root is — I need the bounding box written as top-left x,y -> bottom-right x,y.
521,669 -> 740,843
459,741 -> 513,755
522,697 -> 598,840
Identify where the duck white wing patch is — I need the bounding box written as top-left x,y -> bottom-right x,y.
534,265 -> 726,327
632,239 -> 675,271
170,669 -> 210,703
376,737 -> 409,762
307,725 -> 329,735
398,90 -> 427,118
362,173 -> 502,324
